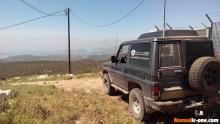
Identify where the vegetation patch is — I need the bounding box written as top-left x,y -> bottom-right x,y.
75,72 -> 101,79
0,84 -> 141,124
0,59 -> 101,79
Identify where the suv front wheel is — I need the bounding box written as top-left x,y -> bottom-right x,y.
129,88 -> 152,121
102,74 -> 115,95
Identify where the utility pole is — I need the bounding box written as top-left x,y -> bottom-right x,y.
163,0 -> 166,37
66,8 -> 71,74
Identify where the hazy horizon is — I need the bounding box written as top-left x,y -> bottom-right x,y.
1,0 -> 220,57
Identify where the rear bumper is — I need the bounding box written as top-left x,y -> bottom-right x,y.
144,95 -> 220,112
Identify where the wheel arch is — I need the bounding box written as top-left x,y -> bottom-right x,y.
103,70 -> 108,74
102,70 -> 108,78
127,81 -> 142,92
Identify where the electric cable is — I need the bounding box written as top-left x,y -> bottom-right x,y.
19,0 -> 64,16
70,0 -> 149,27
0,9 -> 65,31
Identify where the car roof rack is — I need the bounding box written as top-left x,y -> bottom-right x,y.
138,30 -> 199,39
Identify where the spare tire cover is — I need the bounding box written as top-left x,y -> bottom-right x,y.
189,57 -> 220,93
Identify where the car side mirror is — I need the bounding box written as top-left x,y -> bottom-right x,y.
111,56 -> 116,63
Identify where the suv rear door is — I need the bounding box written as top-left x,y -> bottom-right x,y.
157,41 -> 185,100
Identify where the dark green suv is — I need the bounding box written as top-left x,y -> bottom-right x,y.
102,30 -> 220,121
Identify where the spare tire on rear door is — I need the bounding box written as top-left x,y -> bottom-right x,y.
189,57 -> 220,94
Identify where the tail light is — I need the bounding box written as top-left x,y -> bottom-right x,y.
152,82 -> 160,100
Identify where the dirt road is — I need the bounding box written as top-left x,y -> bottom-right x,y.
12,77 -> 104,92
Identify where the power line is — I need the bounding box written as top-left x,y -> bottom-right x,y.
71,0 -> 149,27
3,0 -> 148,30
18,0 -> 148,27
19,0 -> 64,16
0,9 -> 65,31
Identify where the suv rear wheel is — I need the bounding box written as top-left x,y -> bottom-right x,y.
102,74 -> 115,95
129,88 -> 152,121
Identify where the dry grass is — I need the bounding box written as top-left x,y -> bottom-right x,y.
75,72 -> 101,79
0,84 -> 141,124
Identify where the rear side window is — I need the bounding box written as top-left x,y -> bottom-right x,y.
129,43 -> 151,68
159,43 -> 181,67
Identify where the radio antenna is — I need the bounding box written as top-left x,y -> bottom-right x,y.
114,31 -> 120,55
163,0 -> 167,37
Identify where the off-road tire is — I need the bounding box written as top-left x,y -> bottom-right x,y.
102,74 -> 115,95
129,88 -> 152,121
189,57 -> 220,93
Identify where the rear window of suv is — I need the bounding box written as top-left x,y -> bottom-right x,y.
159,43 -> 181,67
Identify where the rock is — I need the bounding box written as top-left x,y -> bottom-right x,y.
37,74 -> 48,79
14,77 -> 20,80
0,78 -> 6,81
0,89 -> 17,100
69,74 -> 74,77
68,74 -> 76,79
85,89 -> 91,94
63,74 -> 76,79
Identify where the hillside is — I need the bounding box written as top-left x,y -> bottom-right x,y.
0,47 -> 114,62
0,59 -> 102,79
0,54 -> 110,62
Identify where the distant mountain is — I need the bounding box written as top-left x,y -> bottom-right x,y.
71,48 -> 90,56
88,54 -> 110,61
0,53 -> 7,59
1,54 -> 109,62
91,47 -> 115,55
1,54 -> 84,62
0,47 -> 115,62
3,55 -> 43,62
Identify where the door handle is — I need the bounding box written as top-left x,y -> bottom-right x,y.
157,71 -> 161,79
174,70 -> 183,75
174,70 -> 182,73
138,73 -> 145,79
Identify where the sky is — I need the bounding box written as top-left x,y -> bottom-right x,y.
0,0 -> 220,57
